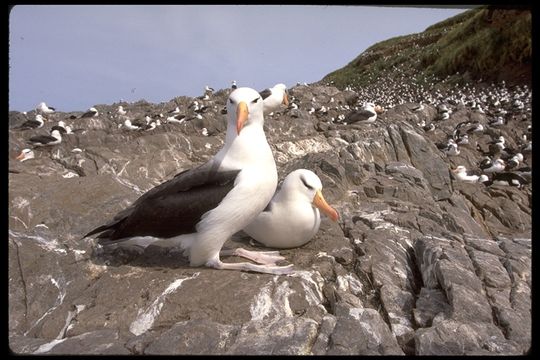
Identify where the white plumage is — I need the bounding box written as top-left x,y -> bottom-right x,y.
243,169 -> 339,249
85,87 -> 290,275
260,83 -> 289,115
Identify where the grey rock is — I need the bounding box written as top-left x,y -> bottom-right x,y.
327,306 -> 404,355
413,288 -> 452,327
399,126 -> 453,200
310,314 -> 337,355
8,82 -> 531,355
379,284 -> 415,353
33,330 -> 130,355
226,317 -> 319,355
416,319 -> 521,355
143,319 -> 238,354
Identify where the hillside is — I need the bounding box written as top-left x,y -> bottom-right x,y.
321,6 -> 531,91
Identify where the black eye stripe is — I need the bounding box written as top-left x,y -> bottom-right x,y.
300,176 -> 314,190
229,99 -> 233,104
252,97 -> 260,103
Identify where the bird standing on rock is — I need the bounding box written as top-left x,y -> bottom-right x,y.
37,102 -> 55,114
84,87 -> 292,275
259,83 -> 289,115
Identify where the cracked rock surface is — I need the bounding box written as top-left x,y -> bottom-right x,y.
9,84 -> 531,354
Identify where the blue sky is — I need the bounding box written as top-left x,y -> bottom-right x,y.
9,5 -> 467,112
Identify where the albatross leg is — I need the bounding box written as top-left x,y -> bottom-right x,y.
207,258 -> 294,275
220,248 -> 286,265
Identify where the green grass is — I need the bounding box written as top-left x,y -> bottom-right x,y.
321,6 -> 531,89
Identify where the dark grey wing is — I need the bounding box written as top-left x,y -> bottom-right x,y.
436,142 -> 448,150
259,88 -> 272,100
467,168 -> 483,176
86,164 -> 241,241
28,134 -> 57,143
80,110 -> 96,118
15,120 -> 40,130
492,172 -> 528,184
344,109 -> 375,123
131,119 -> 146,127
51,125 -> 67,134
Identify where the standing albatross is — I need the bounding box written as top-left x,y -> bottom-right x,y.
84,87 -> 290,274
259,83 -> 289,115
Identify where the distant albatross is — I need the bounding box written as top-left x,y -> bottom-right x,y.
80,107 -> 99,118
340,102 -> 383,124
243,169 -> 339,249
84,87 -> 291,274
27,129 -> 62,147
259,83 -> 289,115
37,102 -> 55,114
14,114 -> 45,130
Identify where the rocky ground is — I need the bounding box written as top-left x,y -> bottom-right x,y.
8,84 -> 531,355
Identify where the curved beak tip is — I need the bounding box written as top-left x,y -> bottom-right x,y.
313,190 -> 339,222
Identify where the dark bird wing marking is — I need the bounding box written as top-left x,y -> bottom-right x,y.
85,164 -> 241,241
14,120 -> 41,130
345,109 -> 375,123
80,110 -> 97,118
28,134 -> 57,143
259,88 -> 272,100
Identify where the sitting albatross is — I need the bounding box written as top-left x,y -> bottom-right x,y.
243,169 -> 339,249
84,87 -> 291,274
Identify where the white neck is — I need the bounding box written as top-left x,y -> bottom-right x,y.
214,122 -> 274,172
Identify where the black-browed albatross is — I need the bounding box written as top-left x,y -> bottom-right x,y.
259,83 -> 289,115
243,169 -> 339,249
84,87 -> 291,274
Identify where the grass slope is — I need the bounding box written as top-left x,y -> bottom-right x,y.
322,6 -> 531,89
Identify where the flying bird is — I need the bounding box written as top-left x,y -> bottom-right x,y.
243,169 -> 339,249
84,87 -> 291,275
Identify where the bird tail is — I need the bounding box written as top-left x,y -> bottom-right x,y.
83,224 -> 113,239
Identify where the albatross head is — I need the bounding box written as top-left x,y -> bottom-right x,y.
227,87 -> 264,135
282,169 -> 339,222
16,148 -> 35,162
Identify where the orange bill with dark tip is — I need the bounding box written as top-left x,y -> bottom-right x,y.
16,152 -> 25,161
236,101 -> 249,135
313,190 -> 339,221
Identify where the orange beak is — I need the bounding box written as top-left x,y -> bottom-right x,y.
282,93 -> 289,106
16,152 -> 26,161
312,190 -> 339,221
374,105 -> 384,114
236,101 -> 248,135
